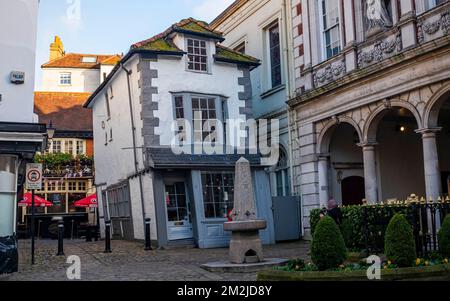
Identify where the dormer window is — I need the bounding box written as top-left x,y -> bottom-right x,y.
187,38 -> 208,72
82,56 -> 97,63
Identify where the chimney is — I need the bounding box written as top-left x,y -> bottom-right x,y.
49,36 -> 65,61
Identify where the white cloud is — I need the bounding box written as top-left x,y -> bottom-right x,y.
192,0 -> 235,22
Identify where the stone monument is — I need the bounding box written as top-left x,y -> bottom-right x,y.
201,157 -> 288,272
223,157 -> 267,264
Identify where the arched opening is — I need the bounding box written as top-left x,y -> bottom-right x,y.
436,93 -> 450,197
375,107 -> 425,200
320,122 -> 364,206
274,146 -> 290,197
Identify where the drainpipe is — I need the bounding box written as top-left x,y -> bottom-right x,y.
282,0 -> 297,196
121,63 -> 147,240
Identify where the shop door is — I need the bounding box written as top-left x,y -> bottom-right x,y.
165,182 -> 193,241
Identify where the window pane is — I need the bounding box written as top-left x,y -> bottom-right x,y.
187,38 -> 208,72
269,22 -> 282,87
202,173 -> 235,219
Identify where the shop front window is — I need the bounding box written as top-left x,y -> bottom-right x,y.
201,173 -> 234,219
0,156 -> 18,237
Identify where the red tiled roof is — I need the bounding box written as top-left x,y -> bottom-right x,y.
34,92 -> 93,131
42,53 -> 122,69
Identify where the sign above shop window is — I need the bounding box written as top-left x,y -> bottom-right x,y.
10,71 -> 25,84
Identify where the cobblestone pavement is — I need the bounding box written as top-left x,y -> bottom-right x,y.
2,239 -> 310,281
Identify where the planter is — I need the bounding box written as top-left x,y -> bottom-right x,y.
257,264 -> 450,281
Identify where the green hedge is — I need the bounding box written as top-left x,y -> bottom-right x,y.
438,215 -> 450,258
311,216 -> 347,271
310,205 -> 410,252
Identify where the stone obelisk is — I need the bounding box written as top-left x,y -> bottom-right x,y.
224,157 -> 267,264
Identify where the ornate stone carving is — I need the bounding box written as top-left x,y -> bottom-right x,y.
418,10 -> 450,44
357,30 -> 402,68
313,60 -> 346,88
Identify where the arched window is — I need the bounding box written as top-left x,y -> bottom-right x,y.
275,146 -> 291,197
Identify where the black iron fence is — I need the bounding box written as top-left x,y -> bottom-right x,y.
363,199 -> 450,257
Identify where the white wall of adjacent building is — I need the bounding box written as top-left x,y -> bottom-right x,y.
40,68 -> 101,93
0,0 -> 39,123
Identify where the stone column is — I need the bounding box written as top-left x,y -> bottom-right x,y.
418,129 -> 442,201
361,144 -> 379,204
318,155 -> 330,208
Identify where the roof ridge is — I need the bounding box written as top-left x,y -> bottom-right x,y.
132,17 -> 223,50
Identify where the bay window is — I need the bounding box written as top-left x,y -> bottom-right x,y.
173,93 -> 224,146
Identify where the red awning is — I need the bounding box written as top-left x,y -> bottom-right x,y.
74,194 -> 98,208
19,193 -> 53,208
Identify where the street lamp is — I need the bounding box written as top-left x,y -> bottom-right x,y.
47,120 -> 56,140
46,121 -> 56,150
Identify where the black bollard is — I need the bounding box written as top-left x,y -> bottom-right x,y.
104,221 -> 112,253
57,220 -> 65,256
86,225 -> 93,242
145,218 -> 152,251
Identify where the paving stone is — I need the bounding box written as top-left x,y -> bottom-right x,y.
3,239 -> 310,281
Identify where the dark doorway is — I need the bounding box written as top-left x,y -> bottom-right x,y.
341,176 -> 365,206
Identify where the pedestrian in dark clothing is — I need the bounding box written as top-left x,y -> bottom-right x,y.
327,198 -> 343,226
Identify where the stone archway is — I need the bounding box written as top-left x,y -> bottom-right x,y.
362,102 -> 425,202
423,83 -> 450,197
316,118 -> 363,207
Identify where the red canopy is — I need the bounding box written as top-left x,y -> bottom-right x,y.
74,194 -> 98,208
19,193 -> 53,207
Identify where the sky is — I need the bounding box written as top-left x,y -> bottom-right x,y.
35,0 -> 234,90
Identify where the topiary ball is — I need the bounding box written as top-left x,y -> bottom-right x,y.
311,216 -> 348,271
385,214 -> 416,267
438,215 -> 450,258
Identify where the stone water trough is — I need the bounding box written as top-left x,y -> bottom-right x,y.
201,158 -> 288,273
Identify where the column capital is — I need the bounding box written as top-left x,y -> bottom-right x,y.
318,153 -> 330,161
415,127 -> 442,137
357,142 -> 378,149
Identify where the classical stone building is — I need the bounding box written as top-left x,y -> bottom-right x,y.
290,0 -> 450,236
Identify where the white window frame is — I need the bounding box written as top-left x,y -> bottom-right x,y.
59,72 -> 72,86
172,93 -> 225,146
260,14 -> 284,92
318,0 -> 342,61
50,139 -> 86,155
81,56 -> 97,63
266,20 -> 283,89
185,37 -> 209,73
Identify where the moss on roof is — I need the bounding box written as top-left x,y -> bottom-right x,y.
215,45 -> 260,66
176,21 -> 222,38
135,38 -> 182,52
